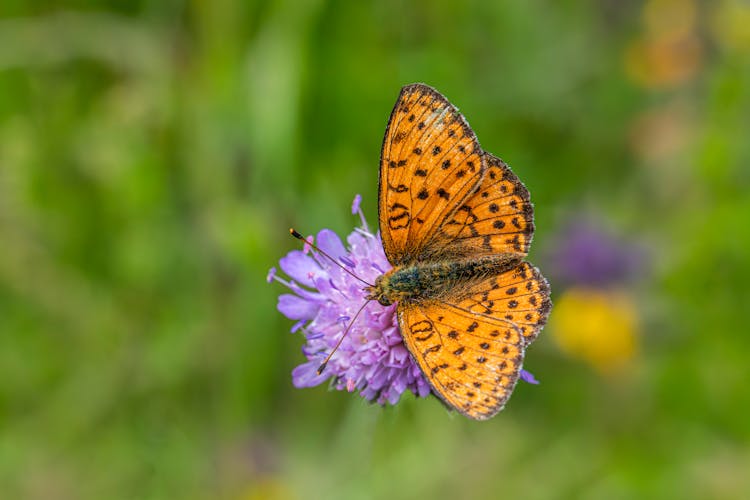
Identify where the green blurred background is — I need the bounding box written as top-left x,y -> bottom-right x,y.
1,1 -> 749,498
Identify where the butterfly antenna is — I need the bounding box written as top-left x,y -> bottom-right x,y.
317,299 -> 371,375
289,228 -> 374,287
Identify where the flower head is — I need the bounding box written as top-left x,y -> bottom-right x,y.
546,219 -> 645,289
269,195 -> 540,406
269,196 -> 430,405
551,287 -> 638,374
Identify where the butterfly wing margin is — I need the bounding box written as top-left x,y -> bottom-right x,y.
379,83 -> 486,266
396,263 -> 551,420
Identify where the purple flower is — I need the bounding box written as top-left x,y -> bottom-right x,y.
520,369 -> 540,385
266,267 -> 276,283
269,195 -> 539,406
351,194 -> 362,215
545,219 -> 646,288
268,196 -> 428,405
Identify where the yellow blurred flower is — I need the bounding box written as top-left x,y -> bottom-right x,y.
711,0 -> 750,53
550,287 -> 639,374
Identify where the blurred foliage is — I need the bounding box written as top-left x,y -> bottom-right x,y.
1,0 -> 749,498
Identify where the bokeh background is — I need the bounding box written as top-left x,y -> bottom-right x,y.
1,1 -> 749,498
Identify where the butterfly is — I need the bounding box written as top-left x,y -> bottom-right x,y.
365,83 -> 552,420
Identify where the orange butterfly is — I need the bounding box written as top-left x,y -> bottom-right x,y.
364,84 -> 552,420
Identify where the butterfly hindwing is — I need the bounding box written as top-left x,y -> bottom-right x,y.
397,263 -> 551,420
398,300 -> 523,420
379,83 -> 485,266
451,262 -> 551,346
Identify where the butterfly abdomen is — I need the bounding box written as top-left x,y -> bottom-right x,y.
369,255 -> 520,305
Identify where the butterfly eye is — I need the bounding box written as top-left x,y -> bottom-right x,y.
377,296 -> 392,307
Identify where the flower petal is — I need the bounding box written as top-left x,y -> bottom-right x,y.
388,344 -> 409,366
279,250 -> 321,288
315,229 -> 347,264
385,387 -> 402,405
416,379 -> 431,397
277,294 -> 319,321
292,361 -> 329,388
288,281 -> 325,302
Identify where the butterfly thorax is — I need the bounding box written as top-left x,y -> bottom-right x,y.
367,254 -> 521,306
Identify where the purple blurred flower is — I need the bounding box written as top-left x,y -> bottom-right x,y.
269,195 -> 540,406
546,219 -> 646,288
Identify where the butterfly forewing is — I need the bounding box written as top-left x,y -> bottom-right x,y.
379,83 -> 485,266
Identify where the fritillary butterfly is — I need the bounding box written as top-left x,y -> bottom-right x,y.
366,84 -> 552,420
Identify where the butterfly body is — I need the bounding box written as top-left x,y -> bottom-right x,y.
368,255 -> 521,307
373,83 -> 552,419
